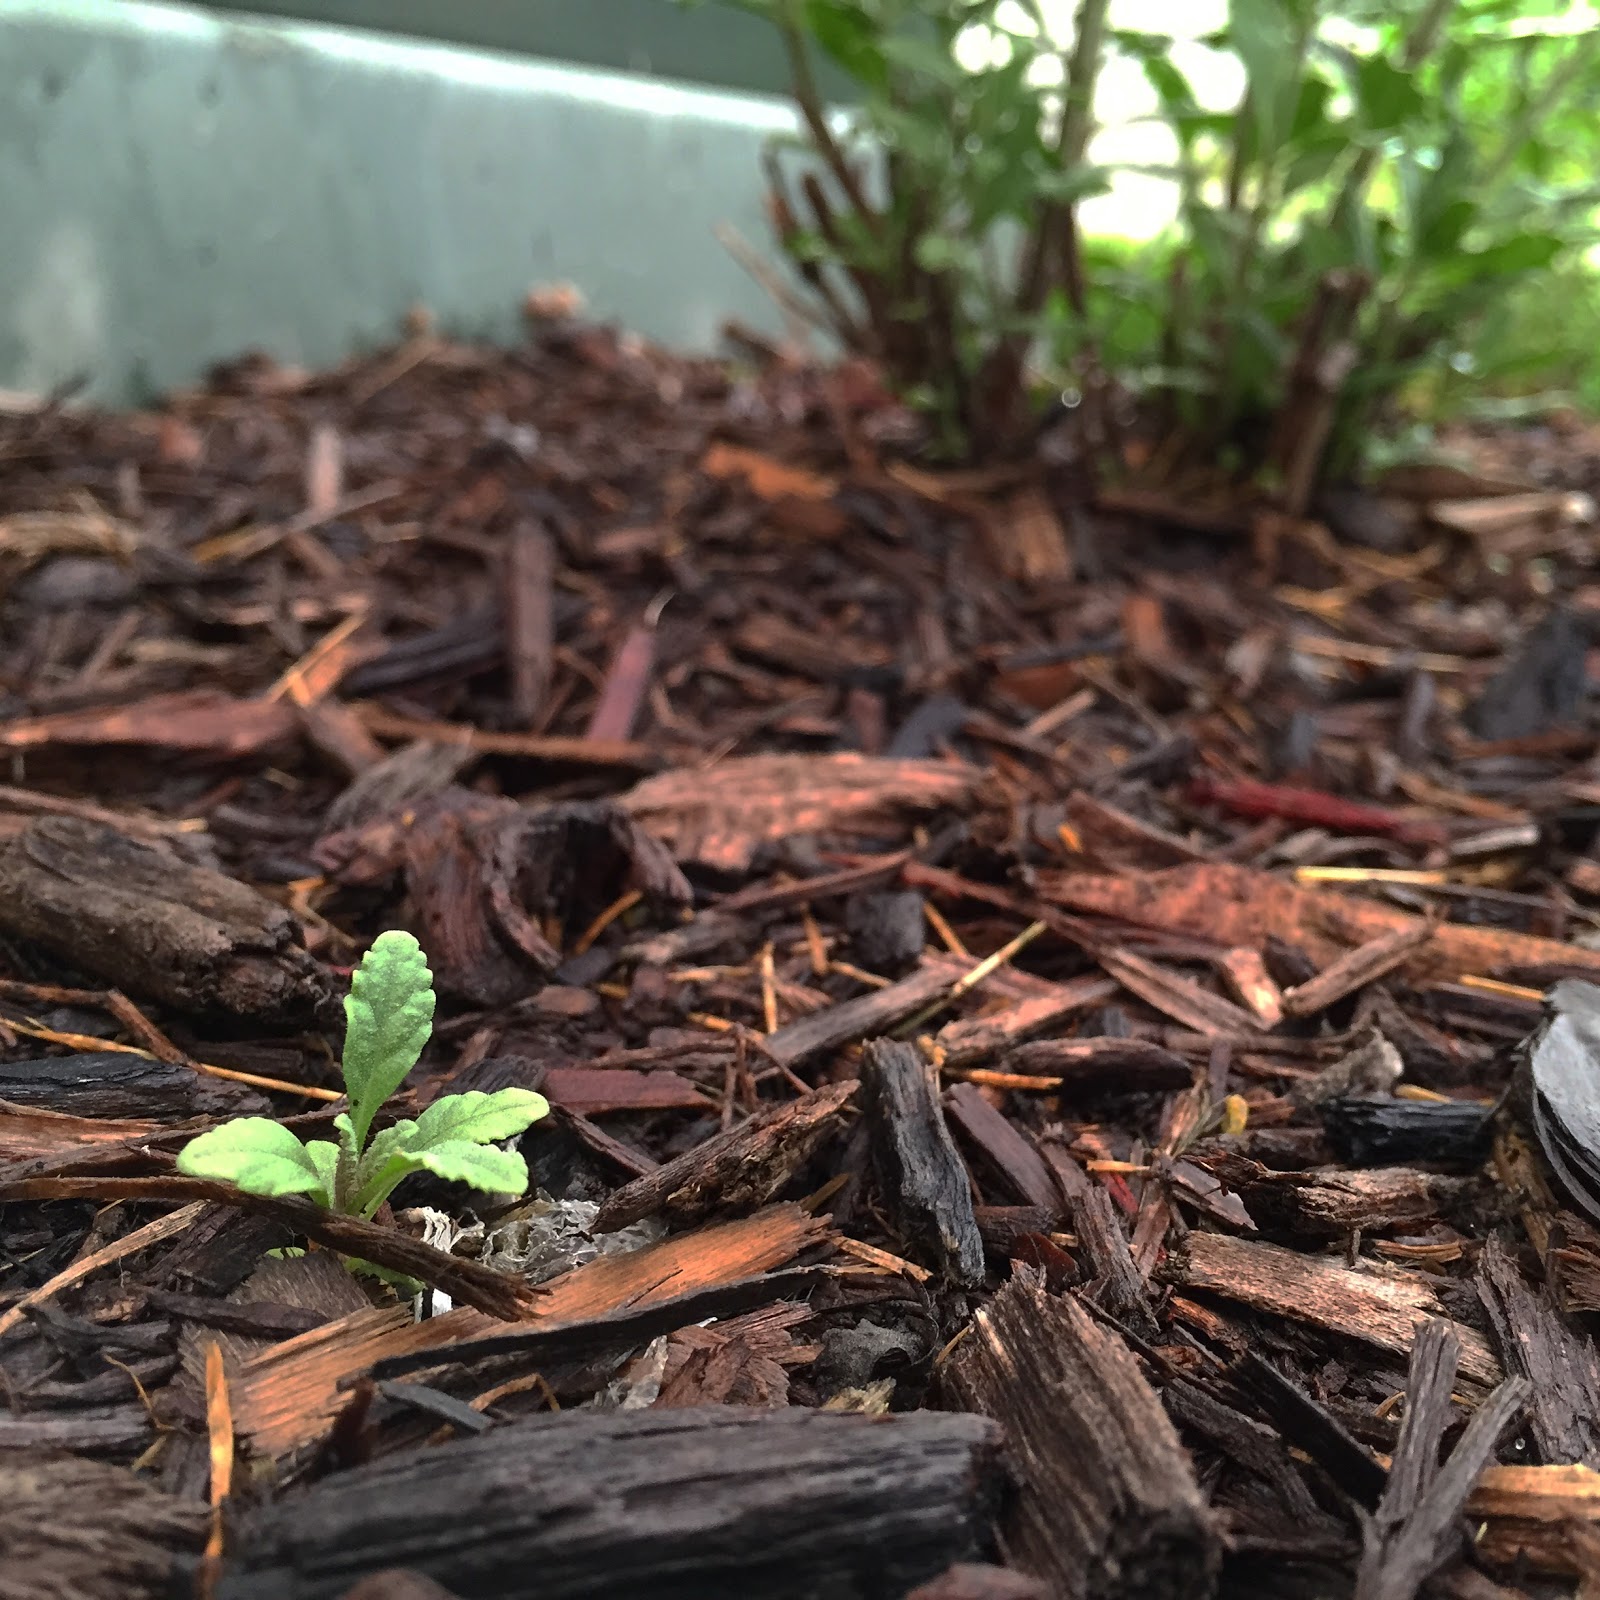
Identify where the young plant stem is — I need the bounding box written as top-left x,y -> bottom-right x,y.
974,0 -> 1106,457
1224,92 -> 1252,216
1058,0 -> 1109,173
1211,9 -> 1316,456
776,4 -> 881,238
1014,0 -> 1107,318
334,1135 -> 360,1216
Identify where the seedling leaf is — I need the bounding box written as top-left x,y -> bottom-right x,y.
404,1140 -> 530,1197
342,930 -> 436,1150
176,1118 -> 334,1206
303,1140 -> 342,1205
179,931 -> 550,1229
411,1088 -> 550,1149
352,1091 -> 545,1215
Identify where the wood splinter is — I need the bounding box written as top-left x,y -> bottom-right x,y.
860,1037 -> 984,1286
1355,1319 -> 1529,1600
943,1269 -> 1221,1599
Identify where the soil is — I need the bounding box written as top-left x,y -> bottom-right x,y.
5,310 -> 1600,1599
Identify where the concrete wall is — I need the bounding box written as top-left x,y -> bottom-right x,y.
182,0 -> 834,98
0,1 -> 796,404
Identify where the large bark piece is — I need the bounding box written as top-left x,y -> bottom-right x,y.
621,753 -> 981,873
0,1051 -> 268,1121
943,1271 -> 1220,1600
0,817 -> 332,1026
1199,1153 -> 1469,1237
219,1406 -> 1004,1600
1045,861 -> 1600,988
0,1452 -> 207,1600
594,1081 -> 856,1231
1477,1233 -> 1600,1466
1173,1232 -> 1501,1388
860,1038 -> 984,1286
396,793 -> 691,1006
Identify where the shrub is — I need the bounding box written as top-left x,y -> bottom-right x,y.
694,0 -> 1113,460
1119,0 -> 1600,506
709,0 -> 1600,493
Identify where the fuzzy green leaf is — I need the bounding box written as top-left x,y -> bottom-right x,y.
350,1091 -> 545,1216
352,1140 -> 528,1218
176,1119 -> 332,1206
341,930 -> 436,1152
357,1117 -> 418,1173
412,1088 -> 550,1149
405,1140 -> 530,1198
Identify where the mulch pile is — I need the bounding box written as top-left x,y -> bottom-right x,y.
5,309 -> 1600,1599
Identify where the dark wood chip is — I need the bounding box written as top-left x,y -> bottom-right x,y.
860,1038 -> 984,1285
943,1271 -> 1220,1600
594,1080 -> 855,1231
220,1406 -> 1004,1600
943,1081 -> 1063,1214
1355,1321 -> 1529,1600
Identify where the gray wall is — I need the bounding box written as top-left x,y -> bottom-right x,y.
3,1 -> 800,404
179,0 -> 854,98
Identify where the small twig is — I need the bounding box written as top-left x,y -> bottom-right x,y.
200,1340 -> 235,1598
1,1014 -> 341,1102
895,919 -> 1049,1037
714,222 -> 832,346
776,6 -> 880,236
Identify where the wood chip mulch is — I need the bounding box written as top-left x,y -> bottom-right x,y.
6,315 -> 1600,1599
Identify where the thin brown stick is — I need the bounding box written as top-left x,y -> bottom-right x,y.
776,7 -> 880,236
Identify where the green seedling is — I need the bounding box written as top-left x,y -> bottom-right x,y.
178,931 -> 548,1218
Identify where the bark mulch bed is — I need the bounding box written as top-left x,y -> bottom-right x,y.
6,312 -> 1600,1599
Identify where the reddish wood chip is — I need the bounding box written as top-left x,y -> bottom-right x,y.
1046,861 -> 1600,987
0,690 -> 297,758
541,1067 -> 713,1116
623,753 -> 981,872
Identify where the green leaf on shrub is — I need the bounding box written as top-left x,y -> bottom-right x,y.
1355,56 -> 1426,132
1281,134 -> 1347,197
1419,197 -> 1479,259
878,32 -> 964,89
1443,232 -> 1564,283
915,234 -> 979,274
1229,0 -> 1306,156
1289,73 -> 1335,142
1033,166 -> 1112,206
801,0 -> 888,90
